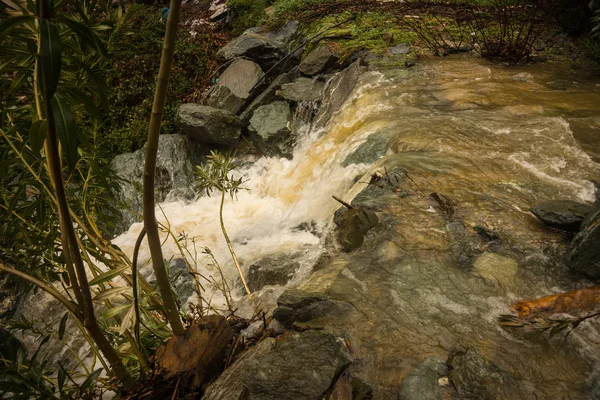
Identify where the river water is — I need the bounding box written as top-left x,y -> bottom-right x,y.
18,57 -> 600,397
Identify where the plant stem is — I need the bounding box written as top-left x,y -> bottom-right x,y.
219,190 -> 251,296
142,0 -> 185,336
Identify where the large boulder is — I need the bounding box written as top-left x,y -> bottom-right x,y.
530,200 -> 591,232
203,330 -> 351,400
248,101 -> 294,158
342,132 -> 394,167
567,200 -> 600,278
175,104 -> 243,146
314,60 -> 366,129
240,72 -> 296,122
111,134 -> 203,235
216,21 -> 300,70
448,347 -> 537,400
273,289 -> 352,329
276,77 -> 326,103
299,43 -> 339,76
207,59 -> 263,114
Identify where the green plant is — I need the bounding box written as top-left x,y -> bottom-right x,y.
196,151 -> 252,296
227,0 -> 269,35
143,0 -> 186,336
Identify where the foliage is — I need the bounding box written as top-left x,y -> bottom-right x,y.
100,3 -> 219,154
227,0 -> 269,35
196,151 -> 252,295
498,312 -> 600,339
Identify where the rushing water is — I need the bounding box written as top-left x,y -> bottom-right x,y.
18,57 -> 600,397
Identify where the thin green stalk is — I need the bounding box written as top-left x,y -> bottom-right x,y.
219,190 -> 251,296
142,0 -> 185,337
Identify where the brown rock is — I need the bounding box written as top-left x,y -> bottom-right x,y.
155,315 -> 233,388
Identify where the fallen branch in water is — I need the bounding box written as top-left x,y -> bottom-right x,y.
511,285 -> 600,319
333,195 -> 354,209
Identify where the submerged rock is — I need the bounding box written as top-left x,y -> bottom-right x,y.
400,357 -> 449,400
314,60 -> 366,129
207,59 -> 263,114
247,252 -> 303,291
111,134 -> 203,235
216,21 -> 300,70
299,43 -> 339,76
448,347 -> 537,400
389,43 -> 411,55
248,101 -> 294,158
472,252 -> 518,285
530,199 -> 591,232
175,104 -> 243,146
203,330 -> 350,400
567,200 -> 600,278
276,77 -> 325,103
342,133 -> 393,166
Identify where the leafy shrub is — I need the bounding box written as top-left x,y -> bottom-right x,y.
100,4 -> 216,154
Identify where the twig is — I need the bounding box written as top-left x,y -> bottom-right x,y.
332,195 -> 353,209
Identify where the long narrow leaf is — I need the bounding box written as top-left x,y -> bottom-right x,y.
0,15 -> 34,42
58,312 -> 68,340
29,119 -> 47,152
50,94 -> 79,169
89,266 -> 128,287
39,20 -> 62,99
93,286 -> 128,301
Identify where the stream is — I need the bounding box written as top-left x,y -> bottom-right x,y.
19,57 -> 600,398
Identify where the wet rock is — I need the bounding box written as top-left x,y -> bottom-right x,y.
342,133 -> 393,167
389,43 -> 411,55
111,134 -> 203,235
299,43 -> 339,76
175,103 -> 243,146
314,60 -> 366,129
400,357 -> 449,400
168,258 -> 195,305
472,252 -> 518,285
273,288 -> 351,328
567,200 -> 600,278
512,72 -> 534,82
335,208 -> 379,252
546,79 -> 577,90
504,105 -> 544,117
448,347 -> 537,400
216,21 -> 300,70
474,225 -> 500,242
248,101 -> 294,158
530,200 -> 591,232
346,50 -> 383,69
207,59 -> 263,114
240,72 -> 296,122
156,315 -> 233,388
328,372 -> 373,400
203,330 -> 351,400
246,252 -> 303,291
276,77 -> 326,102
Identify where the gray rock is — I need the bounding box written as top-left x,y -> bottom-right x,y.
111,134 -> 203,235
299,43 -> 339,76
249,101 -> 294,158
273,289 -> 351,328
342,133 -> 393,167
530,200 -> 591,232
207,59 -> 263,114
568,200 -> 600,278
314,60 -> 366,129
448,347 -> 537,400
240,72 -> 296,122
335,208 -> 379,252
401,358 -> 448,400
546,79 -> 577,90
203,330 -> 351,400
389,43 -> 411,55
169,258 -> 195,305
216,21 -> 300,70
175,104 -> 243,146
247,252 -> 303,291
276,77 -> 325,102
